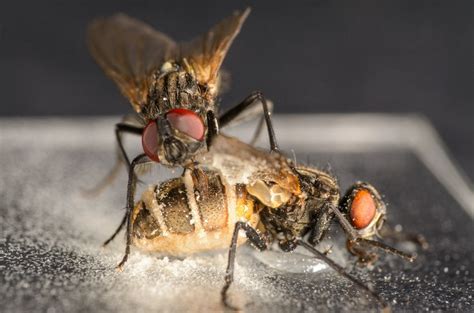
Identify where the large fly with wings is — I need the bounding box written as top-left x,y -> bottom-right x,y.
87,8 -> 278,182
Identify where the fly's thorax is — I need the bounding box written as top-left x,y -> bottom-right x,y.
258,195 -> 310,245
256,166 -> 340,249
295,166 -> 340,208
139,65 -> 215,166
143,66 -> 214,119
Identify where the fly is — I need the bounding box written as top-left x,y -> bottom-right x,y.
87,8 -> 278,194
104,134 -> 427,311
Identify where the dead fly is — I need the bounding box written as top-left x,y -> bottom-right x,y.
105,134 -> 426,310
87,8 -> 277,193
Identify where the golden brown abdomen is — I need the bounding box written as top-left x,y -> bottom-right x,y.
131,168 -> 259,256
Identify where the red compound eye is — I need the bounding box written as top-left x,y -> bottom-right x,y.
141,120 -> 160,162
350,189 -> 376,229
166,108 -> 205,141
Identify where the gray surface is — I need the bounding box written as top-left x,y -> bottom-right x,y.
0,116 -> 473,312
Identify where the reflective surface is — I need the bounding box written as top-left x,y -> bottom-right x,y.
0,115 -> 473,312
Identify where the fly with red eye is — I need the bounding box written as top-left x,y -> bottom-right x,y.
325,181 -> 429,265
87,9 -> 279,189
266,168 -> 425,266
87,9 -> 283,273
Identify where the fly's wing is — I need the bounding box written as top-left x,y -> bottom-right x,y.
87,14 -> 178,113
180,8 -> 250,99
199,135 -> 301,195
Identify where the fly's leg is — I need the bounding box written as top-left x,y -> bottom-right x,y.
222,221 -> 267,310
115,123 -> 144,168
353,238 -> 415,262
116,153 -> 150,270
308,205 -> 334,246
102,212 -> 127,247
297,240 -> 389,310
206,110 -> 219,150
249,115 -> 265,146
219,91 -> 279,152
379,224 -> 429,250
346,239 -> 379,265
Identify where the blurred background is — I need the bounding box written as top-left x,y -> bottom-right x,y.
1,1 -> 472,180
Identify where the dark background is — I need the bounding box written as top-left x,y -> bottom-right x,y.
1,1 -> 473,180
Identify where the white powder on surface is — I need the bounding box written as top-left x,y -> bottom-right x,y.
0,122 -> 339,313
3,118 -> 466,312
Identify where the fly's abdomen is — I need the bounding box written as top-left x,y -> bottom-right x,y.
159,179 -> 195,234
131,168 -> 259,256
190,168 -> 228,231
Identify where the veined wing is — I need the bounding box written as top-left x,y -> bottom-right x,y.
180,8 -> 250,99
197,135 -> 301,195
87,14 -> 178,113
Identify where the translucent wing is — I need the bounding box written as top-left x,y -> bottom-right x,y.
198,135 -> 301,196
87,14 -> 178,113
180,8 -> 250,96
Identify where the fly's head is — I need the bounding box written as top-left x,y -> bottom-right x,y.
341,182 -> 387,239
141,64 -> 212,166
141,109 -> 207,166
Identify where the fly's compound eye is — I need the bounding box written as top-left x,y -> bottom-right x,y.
166,108 -> 205,141
142,120 -> 160,162
349,189 -> 376,229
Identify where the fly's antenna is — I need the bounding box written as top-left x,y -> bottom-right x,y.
296,239 -> 390,311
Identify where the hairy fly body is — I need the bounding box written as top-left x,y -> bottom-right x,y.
86,8 -> 278,196
105,134 -> 426,310
131,167 -> 260,256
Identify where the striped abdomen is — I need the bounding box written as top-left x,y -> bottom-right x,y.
131,168 -> 259,256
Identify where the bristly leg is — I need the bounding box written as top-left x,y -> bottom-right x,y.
219,90 -> 279,152
297,239 -> 390,311
102,211 -> 127,247
206,110 -> 219,149
353,238 -> 416,262
116,153 -> 150,270
308,203 -> 334,246
379,224 -> 429,250
347,240 -> 379,265
115,122 -> 145,168
222,222 -> 267,310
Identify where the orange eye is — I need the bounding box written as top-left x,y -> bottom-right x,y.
350,189 -> 376,229
166,108 -> 205,141
141,120 -> 160,162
